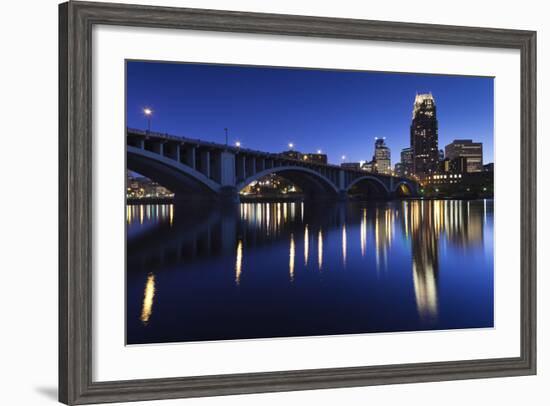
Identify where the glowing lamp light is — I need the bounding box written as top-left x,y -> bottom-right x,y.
235,141 -> 241,147
341,155 -> 346,160
143,108 -> 153,116
288,143 -> 294,149
317,149 -> 322,154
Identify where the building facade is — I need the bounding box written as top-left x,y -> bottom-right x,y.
410,93 -> 439,178
400,147 -> 414,177
374,137 -> 391,174
444,139 -> 483,172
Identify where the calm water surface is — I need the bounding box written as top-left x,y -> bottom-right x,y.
126,200 -> 494,344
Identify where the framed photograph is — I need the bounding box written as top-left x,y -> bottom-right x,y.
59,1 -> 536,404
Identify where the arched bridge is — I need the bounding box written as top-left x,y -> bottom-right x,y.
127,128 -> 419,203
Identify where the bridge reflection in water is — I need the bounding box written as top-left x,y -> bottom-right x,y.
126,199 -> 494,344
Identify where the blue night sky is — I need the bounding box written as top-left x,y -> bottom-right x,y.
126,61 -> 494,165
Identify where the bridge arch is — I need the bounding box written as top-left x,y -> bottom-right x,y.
237,166 -> 340,199
346,175 -> 391,199
127,146 -> 220,198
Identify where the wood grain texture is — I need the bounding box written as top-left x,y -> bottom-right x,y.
58,1 -> 537,404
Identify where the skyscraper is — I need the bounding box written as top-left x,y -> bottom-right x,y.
400,147 -> 413,176
445,139 -> 483,172
410,93 -> 439,178
374,137 -> 391,174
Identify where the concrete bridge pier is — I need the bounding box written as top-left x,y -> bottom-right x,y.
219,186 -> 240,204
337,190 -> 349,202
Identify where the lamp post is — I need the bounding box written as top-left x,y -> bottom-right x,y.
143,108 -> 153,132
224,128 -> 229,149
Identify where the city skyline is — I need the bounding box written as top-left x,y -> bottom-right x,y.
126,61 -> 494,166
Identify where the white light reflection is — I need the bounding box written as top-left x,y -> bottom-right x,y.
289,233 -> 295,282
304,225 -> 309,266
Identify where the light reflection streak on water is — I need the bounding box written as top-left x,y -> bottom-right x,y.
140,273 -> 156,325
289,233 -> 295,282
318,229 -> 323,271
304,225 -> 309,266
266,203 -> 271,235
375,208 -> 380,274
342,224 -> 347,267
403,201 -> 408,238
413,262 -> 438,321
235,240 -> 243,286
360,209 -> 367,257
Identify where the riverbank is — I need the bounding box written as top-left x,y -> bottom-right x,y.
127,197 -> 174,205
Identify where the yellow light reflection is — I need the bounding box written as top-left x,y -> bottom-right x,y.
139,205 -> 144,224
235,240 -> 243,285
126,206 -> 131,224
169,204 -> 174,227
413,263 -> 438,321
140,273 -> 156,325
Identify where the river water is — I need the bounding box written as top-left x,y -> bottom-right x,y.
126,199 -> 494,344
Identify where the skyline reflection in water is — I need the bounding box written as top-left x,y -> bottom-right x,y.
126,199 -> 493,344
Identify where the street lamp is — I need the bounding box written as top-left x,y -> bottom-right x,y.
143,108 -> 153,132
235,141 -> 241,148
341,155 -> 346,161
288,142 -> 294,150
317,149 -> 322,154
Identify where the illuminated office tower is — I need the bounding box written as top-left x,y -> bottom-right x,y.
410,93 -> 439,178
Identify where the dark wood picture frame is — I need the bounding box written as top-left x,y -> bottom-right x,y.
59,1 -> 536,404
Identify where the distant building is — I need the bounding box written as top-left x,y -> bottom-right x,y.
361,160 -> 375,173
483,162 -> 494,172
280,150 -> 302,160
439,157 -> 451,173
449,156 -> 468,173
374,137 -> 391,174
280,150 -> 328,164
445,139 -> 483,172
423,171 -> 493,197
302,152 -> 328,164
400,147 -> 413,176
410,93 -> 439,178
341,162 -> 362,170
394,162 -> 404,177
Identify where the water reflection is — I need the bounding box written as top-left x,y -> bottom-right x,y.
304,225 -> 309,266
318,229 -> 323,271
235,240 -> 243,286
140,273 -> 156,325
127,199 -> 493,343
289,233 -> 295,282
